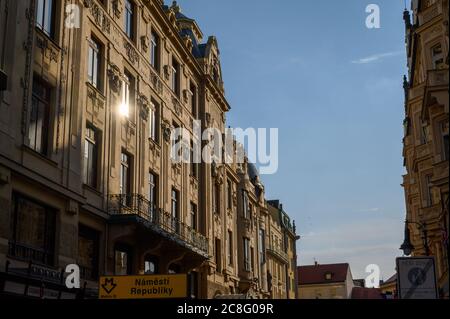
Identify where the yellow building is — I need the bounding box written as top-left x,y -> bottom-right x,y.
401,0 -> 449,298
297,263 -> 355,299
0,0 -> 298,299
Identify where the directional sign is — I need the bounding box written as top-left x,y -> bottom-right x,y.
98,274 -> 187,299
396,257 -> 438,299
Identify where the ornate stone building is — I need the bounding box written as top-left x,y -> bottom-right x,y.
0,0 -> 298,298
401,0 -> 449,298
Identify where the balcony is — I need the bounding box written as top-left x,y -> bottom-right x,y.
266,243 -> 289,264
107,194 -> 208,258
8,241 -> 54,266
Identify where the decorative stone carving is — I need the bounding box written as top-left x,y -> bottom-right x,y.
88,2 -> 111,33
172,96 -> 182,116
124,40 -> 140,65
113,0 -> 123,19
150,70 -> 163,94
87,85 -> 105,111
182,89 -> 190,104
36,35 -> 59,63
163,65 -> 171,81
161,122 -> 172,142
83,0 -> 94,8
138,93 -> 150,120
107,63 -> 122,94
141,35 -> 149,52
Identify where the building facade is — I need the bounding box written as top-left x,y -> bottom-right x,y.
401,0 -> 449,298
0,0 -> 298,299
297,263 -> 355,299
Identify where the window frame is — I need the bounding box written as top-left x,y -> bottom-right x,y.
36,0 -> 55,38
83,123 -> 99,189
29,76 -> 51,155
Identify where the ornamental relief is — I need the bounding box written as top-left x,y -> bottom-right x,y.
124,40 -> 140,65
107,63 -> 122,94
86,1 -> 111,34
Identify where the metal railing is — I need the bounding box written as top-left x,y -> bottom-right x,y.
108,194 -> 208,255
8,241 -> 54,266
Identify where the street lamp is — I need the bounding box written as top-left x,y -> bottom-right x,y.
400,220 -> 430,256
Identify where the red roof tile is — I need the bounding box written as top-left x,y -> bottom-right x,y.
297,263 -> 350,285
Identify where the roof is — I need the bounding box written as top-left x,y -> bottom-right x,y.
351,287 -> 383,299
297,263 -> 350,285
381,273 -> 397,286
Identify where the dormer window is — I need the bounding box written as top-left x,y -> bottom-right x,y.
325,272 -> 333,280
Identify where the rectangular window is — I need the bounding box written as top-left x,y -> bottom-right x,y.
228,230 -> 233,266
171,188 -> 180,233
215,238 -> 222,272
150,31 -> 159,71
115,244 -> 132,275
9,193 -> 56,266
149,101 -> 158,141
444,135 -> 449,161
213,183 -> 221,215
171,58 -> 180,96
122,71 -> 135,119
242,190 -> 249,219
83,124 -> 98,188
431,43 -> 444,69
424,175 -> 433,207
120,152 -> 132,205
36,0 -> 54,37
259,228 -> 266,264
243,237 -> 251,271
148,172 -> 157,220
190,202 -> 197,230
29,76 -> 51,155
250,247 -> 255,272
190,83 -> 197,119
87,37 -> 101,89
78,225 -> 99,280
190,140 -> 198,178
227,180 -> 233,210
124,0 -> 134,40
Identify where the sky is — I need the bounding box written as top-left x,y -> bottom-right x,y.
176,0 -> 409,280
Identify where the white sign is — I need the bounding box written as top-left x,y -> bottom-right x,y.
396,257 -> 438,299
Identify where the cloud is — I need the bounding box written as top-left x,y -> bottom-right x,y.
358,207 -> 381,213
351,51 -> 403,64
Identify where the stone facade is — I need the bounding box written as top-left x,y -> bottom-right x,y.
0,0 -> 298,299
402,0 -> 449,298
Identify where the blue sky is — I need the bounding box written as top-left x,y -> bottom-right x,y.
176,0 -> 408,280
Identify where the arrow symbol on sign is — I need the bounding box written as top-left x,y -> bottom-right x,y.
101,278 -> 117,294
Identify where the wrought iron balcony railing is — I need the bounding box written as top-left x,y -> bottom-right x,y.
107,194 -> 208,256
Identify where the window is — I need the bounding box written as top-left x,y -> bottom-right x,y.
171,58 -> 180,96
88,37 -> 102,89
29,77 -> 51,155
115,244 -> 132,275
190,202 -> 197,230
124,0 -> 134,40
78,225 -> 99,280
190,83 -> 197,118
424,175 -> 433,207
242,190 -> 249,219
213,183 -> 220,215
243,237 -> 251,271
250,247 -> 255,272
228,231 -> 233,266
227,180 -> 233,210
122,71 -> 135,119
83,124 -> 98,188
259,229 -> 266,264
36,0 -> 54,37
215,238 -> 222,272
144,255 -> 158,274
431,44 -> 444,69
444,135 -> 449,161
190,140 -> 198,178
148,172 -> 157,220
148,101 -> 158,142
9,193 -> 56,266
189,271 -> 199,299
325,272 -> 332,280
120,152 -> 132,205
171,188 -> 180,232
150,31 -> 159,71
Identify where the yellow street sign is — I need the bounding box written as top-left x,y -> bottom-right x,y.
98,274 -> 187,299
